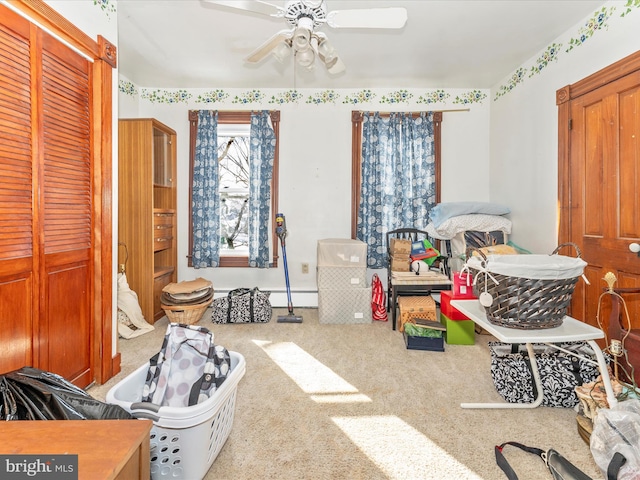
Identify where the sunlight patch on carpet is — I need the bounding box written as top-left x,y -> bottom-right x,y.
253,340 -> 371,402
332,416 -> 484,479
309,393 -> 372,403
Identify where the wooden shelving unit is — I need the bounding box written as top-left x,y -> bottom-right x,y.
118,118 -> 177,324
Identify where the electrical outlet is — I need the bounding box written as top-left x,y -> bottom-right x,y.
301,263 -> 309,274
611,339 -> 623,356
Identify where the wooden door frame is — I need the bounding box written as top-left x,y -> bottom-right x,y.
557,50 -> 640,246
10,1 -> 118,384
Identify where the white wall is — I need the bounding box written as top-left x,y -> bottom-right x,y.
118,86 -> 491,305
490,1 -> 640,254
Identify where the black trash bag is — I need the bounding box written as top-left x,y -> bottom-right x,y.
0,366 -> 133,421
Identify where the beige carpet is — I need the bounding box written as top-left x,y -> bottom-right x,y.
89,308 -> 604,480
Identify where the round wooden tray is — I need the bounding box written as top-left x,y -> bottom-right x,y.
576,412 -> 593,445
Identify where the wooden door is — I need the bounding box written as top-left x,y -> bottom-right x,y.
558,52 -> 640,338
0,4 -> 38,376
0,4 -> 101,387
38,30 -> 93,385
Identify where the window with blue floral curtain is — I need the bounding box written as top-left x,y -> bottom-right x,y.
189,110 -> 280,269
248,111 -> 276,267
192,110 -> 220,268
356,111 -> 436,268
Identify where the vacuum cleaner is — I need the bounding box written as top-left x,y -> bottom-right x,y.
275,213 -> 303,323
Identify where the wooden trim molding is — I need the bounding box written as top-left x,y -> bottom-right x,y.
269,111 -> 280,268
433,112 -> 442,205
561,49 -> 640,101
556,86 -> 570,105
98,35 -> 117,68
556,95 -> 570,245
8,0 -> 103,59
350,111 -> 364,238
94,55 -> 114,384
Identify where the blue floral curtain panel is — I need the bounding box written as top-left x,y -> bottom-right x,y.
357,111 -> 436,268
192,110 -> 220,268
248,111 -> 276,268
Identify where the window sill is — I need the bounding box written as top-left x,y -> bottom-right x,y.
219,256 -> 249,268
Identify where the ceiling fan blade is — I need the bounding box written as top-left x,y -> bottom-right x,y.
203,0 -> 285,17
326,7 -> 408,29
245,30 -> 292,63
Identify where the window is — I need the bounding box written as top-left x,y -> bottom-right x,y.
351,111 -> 442,268
188,111 -> 280,268
218,124 -> 250,254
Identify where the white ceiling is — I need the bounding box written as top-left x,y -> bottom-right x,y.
116,0 -> 606,90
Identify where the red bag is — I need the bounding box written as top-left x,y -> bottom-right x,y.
371,273 -> 388,321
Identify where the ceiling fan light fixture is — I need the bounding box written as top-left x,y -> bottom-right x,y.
323,54 -> 338,70
271,41 -> 292,63
317,37 -> 336,63
326,56 -> 346,75
211,0 -> 407,76
295,47 -> 315,69
292,26 -> 311,51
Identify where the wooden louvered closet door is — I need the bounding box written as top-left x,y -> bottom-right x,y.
0,8 -> 33,375
0,4 -> 96,386
39,28 -> 93,384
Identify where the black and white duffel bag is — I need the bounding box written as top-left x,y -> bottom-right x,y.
211,287 -> 272,324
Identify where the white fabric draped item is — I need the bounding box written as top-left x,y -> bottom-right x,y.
117,272 -> 154,339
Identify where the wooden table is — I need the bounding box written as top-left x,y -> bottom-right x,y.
451,299 -> 617,409
0,419 -> 152,479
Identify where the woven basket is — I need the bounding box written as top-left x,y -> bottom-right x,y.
466,243 -> 585,330
161,298 -> 213,325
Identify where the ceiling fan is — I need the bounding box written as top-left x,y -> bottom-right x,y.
204,0 -> 408,74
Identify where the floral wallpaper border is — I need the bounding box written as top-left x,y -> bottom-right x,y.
494,1 -> 639,100
93,0 -> 116,18
119,80 -> 488,106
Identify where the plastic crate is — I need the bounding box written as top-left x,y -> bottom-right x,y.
106,351 -> 246,479
403,332 -> 445,351
440,313 -> 475,345
439,290 -> 471,320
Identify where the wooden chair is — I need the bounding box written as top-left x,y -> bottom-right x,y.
608,287 -> 640,388
386,228 -> 451,330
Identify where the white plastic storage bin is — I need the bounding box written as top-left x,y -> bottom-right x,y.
317,238 -> 367,267
106,351 -> 246,480
316,265 -> 367,289
318,287 -> 372,324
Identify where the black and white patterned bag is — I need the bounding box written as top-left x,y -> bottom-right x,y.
211,287 -> 272,324
489,341 -> 604,408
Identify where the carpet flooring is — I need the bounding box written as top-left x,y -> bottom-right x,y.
88,307 -> 603,480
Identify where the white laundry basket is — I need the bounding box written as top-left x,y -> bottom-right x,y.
106,351 -> 246,479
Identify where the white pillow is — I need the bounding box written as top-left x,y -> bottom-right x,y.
429,202 -> 510,228
427,214 -> 512,240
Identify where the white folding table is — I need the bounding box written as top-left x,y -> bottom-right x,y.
451,299 -> 617,409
